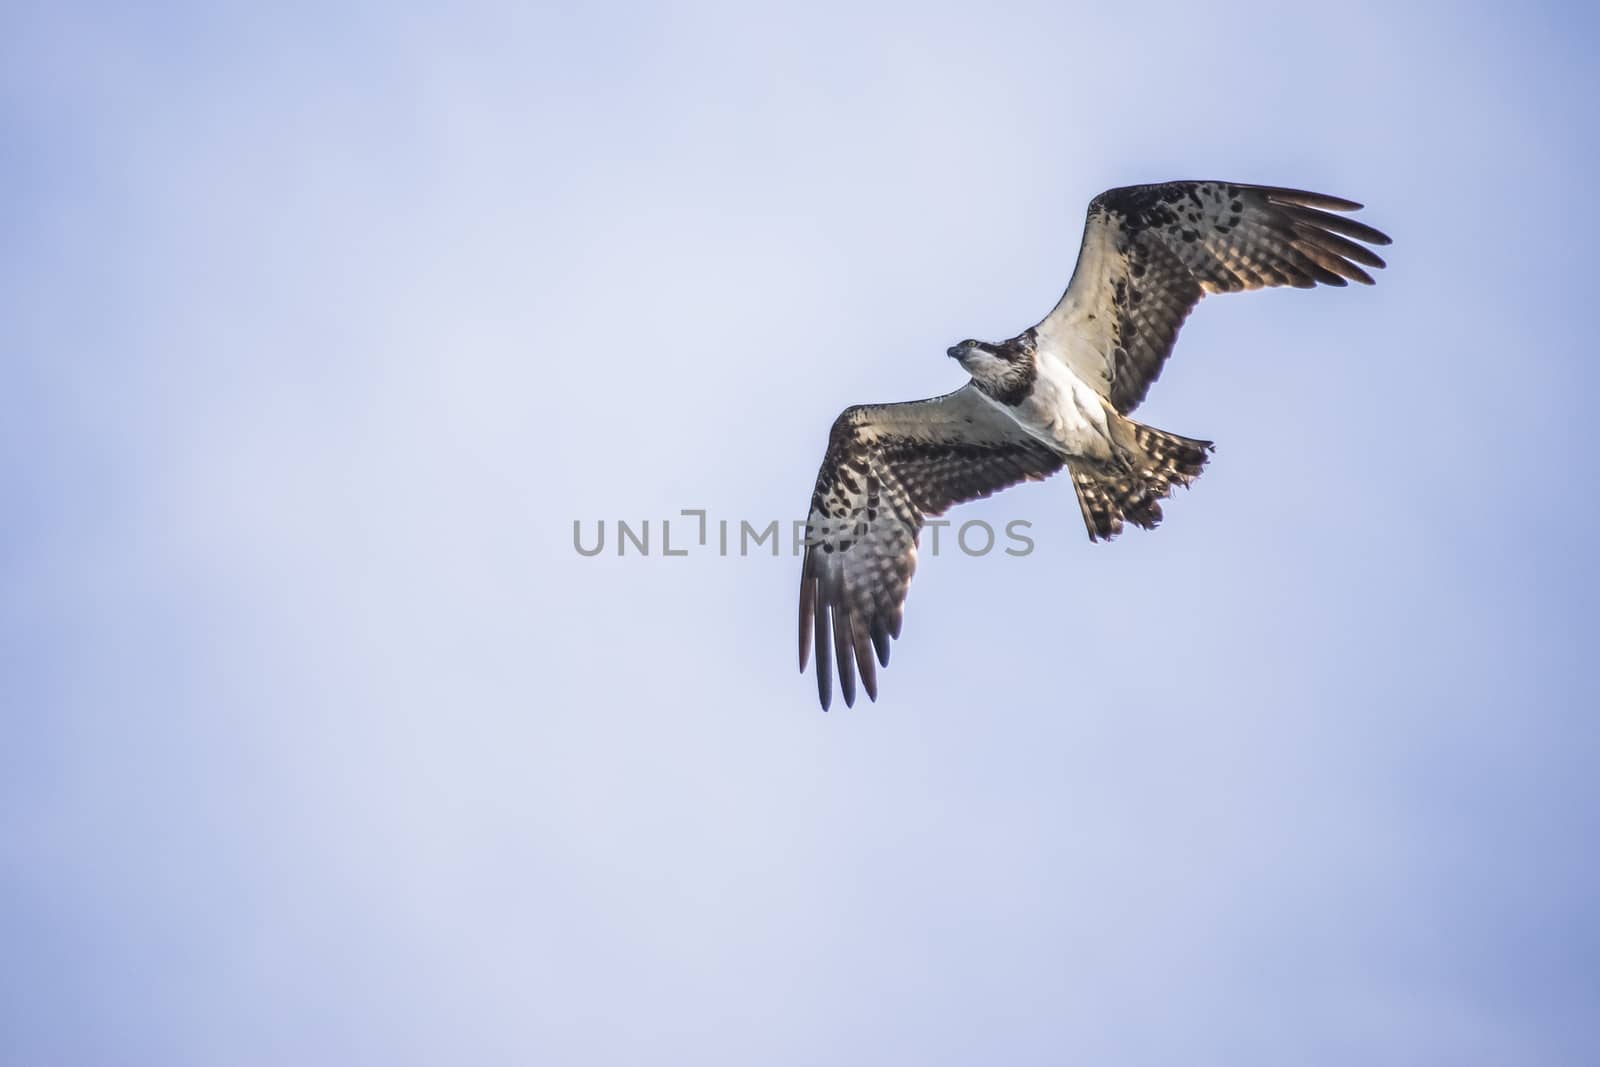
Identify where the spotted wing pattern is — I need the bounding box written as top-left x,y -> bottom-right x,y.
799,385 -> 1062,709
1034,181 -> 1392,413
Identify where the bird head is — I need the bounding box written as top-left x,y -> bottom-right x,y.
948,337 -> 1031,392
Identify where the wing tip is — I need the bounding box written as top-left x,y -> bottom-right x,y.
798,571 -> 815,673
1261,185 -> 1364,213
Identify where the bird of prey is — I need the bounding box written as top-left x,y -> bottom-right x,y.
797,180 -> 1390,709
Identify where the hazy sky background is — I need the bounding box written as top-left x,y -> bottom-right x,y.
4,2 -> 1597,1064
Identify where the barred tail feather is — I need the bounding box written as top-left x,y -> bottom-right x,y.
1070,418 -> 1213,542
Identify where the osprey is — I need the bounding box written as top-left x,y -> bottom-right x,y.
798,180 -> 1391,709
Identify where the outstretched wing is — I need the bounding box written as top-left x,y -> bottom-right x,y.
1034,181 -> 1392,413
799,384 -> 1062,710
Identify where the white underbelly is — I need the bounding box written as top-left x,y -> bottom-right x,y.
994,356 -> 1116,461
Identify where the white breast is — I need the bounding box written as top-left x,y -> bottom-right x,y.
986,352 -> 1116,462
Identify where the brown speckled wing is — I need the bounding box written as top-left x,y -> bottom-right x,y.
798,385 -> 1062,710
1034,181 -> 1392,413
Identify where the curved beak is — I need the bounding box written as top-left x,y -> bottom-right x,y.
946,346 -> 964,360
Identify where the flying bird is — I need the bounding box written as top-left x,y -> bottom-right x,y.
797,180 -> 1391,709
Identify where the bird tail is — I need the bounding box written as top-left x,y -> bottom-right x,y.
1069,416 -> 1213,542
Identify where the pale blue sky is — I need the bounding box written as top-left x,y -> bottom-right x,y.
3,2 -> 1597,1064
